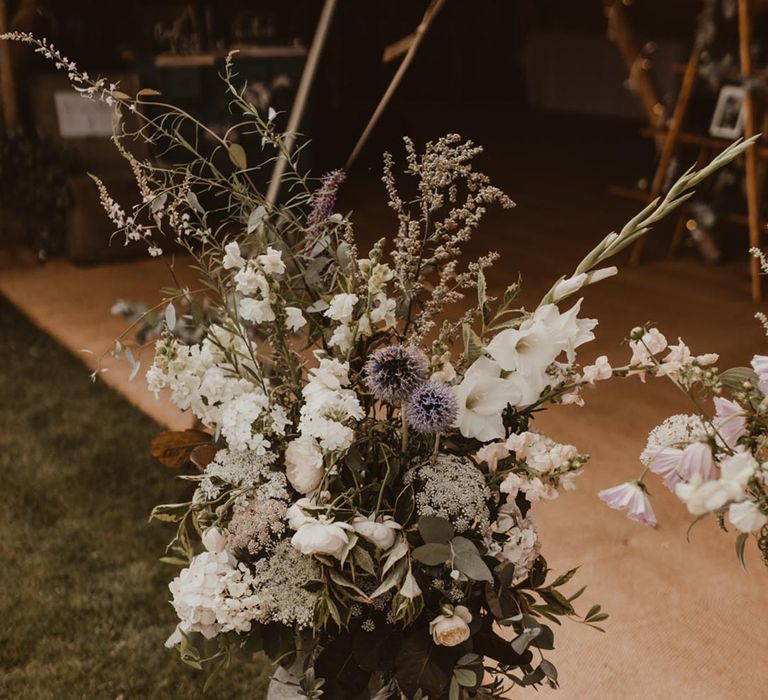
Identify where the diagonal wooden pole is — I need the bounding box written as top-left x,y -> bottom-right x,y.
265,0 -> 338,208
738,0 -> 762,302
345,0 -> 446,171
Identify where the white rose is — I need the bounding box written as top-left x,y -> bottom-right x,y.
728,500 -> 767,532
291,516 -> 353,560
429,606 -> 472,647
202,526 -> 227,553
285,436 -> 325,494
352,514 -> 401,550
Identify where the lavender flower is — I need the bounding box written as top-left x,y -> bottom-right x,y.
364,345 -> 428,404
307,169 -> 346,233
405,380 -> 458,433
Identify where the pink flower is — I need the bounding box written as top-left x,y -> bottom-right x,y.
713,396 -> 747,448
598,481 -> 656,526
582,355 -> 612,384
677,442 -> 714,482
641,444 -> 684,489
751,355 -> 768,395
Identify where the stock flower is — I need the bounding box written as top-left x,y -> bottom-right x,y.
325,293 -> 359,324
234,266 -> 270,296
222,241 -> 245,269
404,380 -> 459,433
629,328 -> 668,365
582,355 -> 612,383
352,514 -> 401,550
291,515 -> 354,560
453,356 -> 517,441
429,606 -> 472,647
284,436 -> 325,494
328,324 -> 355,351
285,307 -> 307,332
728,500 -> 767,533
598,481 -> 656,526
713,396 -> 747,448
239,298 -> 275,324
475,442 -> 510,471
257,246 -> 285,276
364,345 -> 428,404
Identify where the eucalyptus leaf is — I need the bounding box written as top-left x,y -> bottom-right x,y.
418,516 -> 454,544
720,367 -> 758,394
453,550 -> 493,582
412,543 -> 451,566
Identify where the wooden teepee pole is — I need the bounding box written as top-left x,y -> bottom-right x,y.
345,0 -> 446,171
738,0 -> 762,302
265,0 -> 338,208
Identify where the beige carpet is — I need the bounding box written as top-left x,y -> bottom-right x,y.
2,249 -> 766,699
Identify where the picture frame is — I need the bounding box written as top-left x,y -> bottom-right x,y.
709,84 -> 746,139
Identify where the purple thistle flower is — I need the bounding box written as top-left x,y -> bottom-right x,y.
405,381 -> 458,434
364,345 -> 428,404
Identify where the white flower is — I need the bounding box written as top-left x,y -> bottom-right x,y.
475,442 -> 510,471
453,357 -> 519,441
257,246 -> 285,276
728,500 -> 767,532
721,451 -> 758,485
352,514 -> 401,550
325,293 -> 359,323
202,527 -> 227,553
285,307 -> 307,332
598,481 -> 656,525
431,354 -> 456,383
284,436 -> 325,494
291,515 -> 354,560
328,324 -> 355,351
429,606 -> 472,647
223,241 -> 245,269
239,298 -> 275,324
582,355 -> 612,383
370,293 -> 397,328
676,477 -> 742,515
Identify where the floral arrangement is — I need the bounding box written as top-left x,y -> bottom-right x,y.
600,249 -> 768,571
4,32 -> 756,700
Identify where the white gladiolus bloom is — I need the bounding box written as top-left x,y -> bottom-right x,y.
551,266 -> 617,302
429,606 -> 472,647
351,514 -> 401,550
728,500 -> 767,533
257,246 -> 285,276
284,436 -> 325,494
222,241 -> 245,269
453,357 -> 519,441
325,293 -> 359,323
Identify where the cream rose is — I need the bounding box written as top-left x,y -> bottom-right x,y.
285,436 -> 325,494
429,605 -> 472,647
351,514 -> 401,550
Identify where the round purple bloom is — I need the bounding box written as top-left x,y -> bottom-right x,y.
364,345 -> 428,404
405,381 -> 459,433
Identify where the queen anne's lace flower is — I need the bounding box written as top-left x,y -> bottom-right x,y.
199,449 -> 287,501
226,496 -> 288,557
408,455 -> 490,532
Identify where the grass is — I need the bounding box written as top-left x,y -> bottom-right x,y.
0,299 -> 271,698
